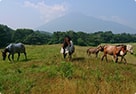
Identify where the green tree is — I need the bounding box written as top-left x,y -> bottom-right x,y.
77,38 -> 86,46
23,31 -> 51,45
0,24 -> 13,48
12,29 -> 34,43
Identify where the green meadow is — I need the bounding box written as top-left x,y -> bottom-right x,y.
0,44 -> 136,94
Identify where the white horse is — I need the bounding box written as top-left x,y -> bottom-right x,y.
2,43 -> 27,61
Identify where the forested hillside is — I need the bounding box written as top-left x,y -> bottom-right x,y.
0,24 -> 136,48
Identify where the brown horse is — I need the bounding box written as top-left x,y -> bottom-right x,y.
87,47 -> 99,58
101,45 -> 127,63
60,36 -> 75,59
87,45 -> 104,58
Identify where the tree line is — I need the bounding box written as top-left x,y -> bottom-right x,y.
0,24 -> 136,48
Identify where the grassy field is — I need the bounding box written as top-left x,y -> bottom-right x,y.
0,44 -> 136,94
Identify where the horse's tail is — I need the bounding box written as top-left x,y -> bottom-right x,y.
69,41 -> 75,54
20,43 -> 26,52
87,48 -> 89,55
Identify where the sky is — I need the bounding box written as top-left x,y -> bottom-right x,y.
0,0 -> 136,31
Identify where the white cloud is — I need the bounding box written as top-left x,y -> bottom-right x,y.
24,1 -> 68,23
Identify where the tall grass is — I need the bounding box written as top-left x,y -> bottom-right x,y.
0,44 -> 136,94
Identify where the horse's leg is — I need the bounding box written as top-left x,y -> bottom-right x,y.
113,51 -> 118,63
123,57 -> 127,64
11,54 -> 14,61
120,56 -> 123,63
101,54 -> 106,61
8,54 -> 11,61
63,48 -> 67,58
17,53 -> 20,61
68,52 -> 72,60
105,55 -> 108,62
24,52 -> 27,60
101,52 -> 107,62
63,53 -> 67,59
120,56 -> 126,64
96,52 -> 99,58
115,56 -> 118,63
101,54 -> 105,61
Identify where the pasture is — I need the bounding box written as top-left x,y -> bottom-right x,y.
0,44 -> 136,94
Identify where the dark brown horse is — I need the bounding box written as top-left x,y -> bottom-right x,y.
60,36 -> 75,59
101,45 -> 127,63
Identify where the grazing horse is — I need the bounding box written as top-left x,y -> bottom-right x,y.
2,43 -> 27,61
87,45 -> 104,58
60,36 -> 75,59
101,45 -> 127,63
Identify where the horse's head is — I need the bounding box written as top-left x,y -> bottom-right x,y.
1,48 -> 9,60
126,44 -> 133,54
62,36 -> 71,48
97,45 -> 105,52
1,51 -> 6,60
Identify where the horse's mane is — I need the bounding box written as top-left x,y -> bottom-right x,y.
116,44 -> 127,50
116,44 -> 125,47
65,35 -> 71,41
4,48 -> 10,53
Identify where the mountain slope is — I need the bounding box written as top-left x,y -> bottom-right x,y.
36,13 -> 136,34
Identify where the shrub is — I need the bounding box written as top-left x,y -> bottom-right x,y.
59,62 -> 74,78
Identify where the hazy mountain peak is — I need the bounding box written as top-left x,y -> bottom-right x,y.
36,12 -> 136,34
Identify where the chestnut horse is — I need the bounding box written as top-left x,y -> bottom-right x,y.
2,43 -> 27,61
101,44 -> 133,64
60,36 -> 75,59
101,45 -> 126,63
